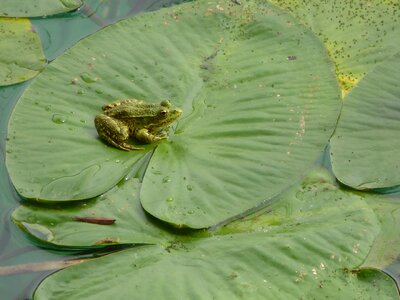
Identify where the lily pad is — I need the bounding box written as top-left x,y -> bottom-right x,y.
269,0 -> 400,96
32,171 -> 396,299
362,197 -> 400,272
330,52 -> 400,190
12,176 -> 174,248
0,0 -> 83,17
6,0 -> 340,228
0,18 -> 46,86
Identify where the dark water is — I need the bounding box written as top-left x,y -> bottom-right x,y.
0,1 -> 186,299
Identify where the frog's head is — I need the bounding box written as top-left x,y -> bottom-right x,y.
151,100 -> 182,127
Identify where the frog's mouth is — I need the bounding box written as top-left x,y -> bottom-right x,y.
160,109 -> 183,127
172,108 -> 183,118
163,109 -> 183,136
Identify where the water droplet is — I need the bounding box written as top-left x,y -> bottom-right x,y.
80,119 -> 86,124
60,0 -> 80,8
80,72 -> 97,83
186,184 -> 193,191
77,89 -> 84,95
188,210 -> 194,214
45,105 -> 52,111
162,176 -> 171,183
95,89 -> 103,94
115,159 -> 120,163
166,197 -> 174,202
52,114 -> 67,124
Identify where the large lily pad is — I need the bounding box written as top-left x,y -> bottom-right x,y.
6,0 -> 340,228
0,0 -> 83,17
269,0 -> 400,96
0,18 -> 46,86
32,171 -> 398,299
330,52 -> 400,190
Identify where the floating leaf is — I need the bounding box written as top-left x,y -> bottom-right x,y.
0,18 -> 46,86
362,196 -> 400,272
6,0 -> 340,228
12,177 -> 173,247
32,171 -> 396,299
0,0 -> 83,17
269,0 -> 400,96
330,52 -> 400,190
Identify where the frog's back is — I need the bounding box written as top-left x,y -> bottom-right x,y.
103,101 -> 161,119
102,99 -> 144,110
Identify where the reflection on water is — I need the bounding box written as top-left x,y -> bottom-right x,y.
0,1 -> 187,299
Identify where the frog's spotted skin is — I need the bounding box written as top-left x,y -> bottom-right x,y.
94,99 -> 182,151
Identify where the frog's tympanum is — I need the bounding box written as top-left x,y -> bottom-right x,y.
94,99 -> 182,150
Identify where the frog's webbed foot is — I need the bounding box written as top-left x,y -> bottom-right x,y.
94,115 -> 143,151
117,142 -> 144,151
135,128 -> 167,144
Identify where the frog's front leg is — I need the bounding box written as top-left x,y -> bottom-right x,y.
94,114 -> 143,150
134,128 -> 168,144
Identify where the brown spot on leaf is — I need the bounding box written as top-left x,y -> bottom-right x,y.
73,216 -> 116,225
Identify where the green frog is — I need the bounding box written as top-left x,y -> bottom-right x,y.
94,99 -> 182,150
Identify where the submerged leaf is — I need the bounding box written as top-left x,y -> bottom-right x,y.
0,18 -> 46,86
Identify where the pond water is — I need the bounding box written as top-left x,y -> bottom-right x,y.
0,1 -> 186,298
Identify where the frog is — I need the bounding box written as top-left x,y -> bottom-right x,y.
94,99 -> 182,150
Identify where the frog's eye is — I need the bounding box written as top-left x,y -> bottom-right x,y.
159,109 -> 168,117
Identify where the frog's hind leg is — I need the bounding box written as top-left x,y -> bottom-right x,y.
94,115 -> 143,151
